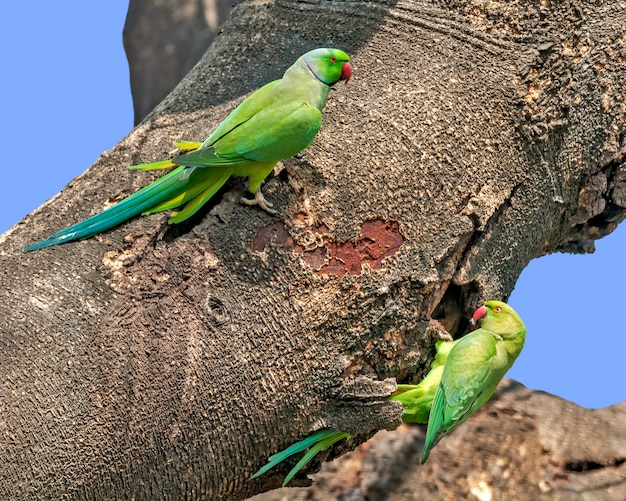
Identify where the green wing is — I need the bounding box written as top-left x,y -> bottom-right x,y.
421,330 -> 496,462
204,80 -> 282,147
442,330 -> 497,422
174,101 -> 322,168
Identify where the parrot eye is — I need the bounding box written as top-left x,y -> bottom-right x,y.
329,56 -> 337,63
494,306 -> 502,313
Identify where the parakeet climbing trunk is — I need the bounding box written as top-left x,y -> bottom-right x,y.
1,1 -> 625,500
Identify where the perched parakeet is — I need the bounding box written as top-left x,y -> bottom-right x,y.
24,48 -> 352,252
252,300 -> 526,485
421,300 -> 526,462
251,336 -> 457,486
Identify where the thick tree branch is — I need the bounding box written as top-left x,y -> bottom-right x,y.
1,1 -> 624,499
251,381 -> 626,500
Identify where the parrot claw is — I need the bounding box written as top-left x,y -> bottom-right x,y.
241,190 -> 277,215
437,332 -> 454,342
427,319 -> 454,342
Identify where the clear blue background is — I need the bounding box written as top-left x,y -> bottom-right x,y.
1,3 -> 624,409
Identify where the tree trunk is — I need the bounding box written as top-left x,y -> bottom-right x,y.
1,1 -> 624,500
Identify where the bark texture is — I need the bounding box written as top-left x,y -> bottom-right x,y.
1,1 -> 625,500
250,380 -> 626,501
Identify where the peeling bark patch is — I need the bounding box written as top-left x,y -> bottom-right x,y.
317,220 -> 405,277
251,219 -> 405,278
249,221 -> 295,252
300,246 -> 327,270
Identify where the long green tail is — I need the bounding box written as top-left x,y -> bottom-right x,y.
24,164 -> 231,252
250,428 -> 350,487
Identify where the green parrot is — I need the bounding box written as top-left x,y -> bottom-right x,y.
24,48 -> 352,252
421,300 -> 526,462
252,300 -> 526,485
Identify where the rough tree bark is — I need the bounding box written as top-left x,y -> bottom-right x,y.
1,1 -> 624,500
250,381 -> 626,500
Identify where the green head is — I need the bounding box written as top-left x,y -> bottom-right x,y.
300,48 -> 352,86
471,300 -> 526,338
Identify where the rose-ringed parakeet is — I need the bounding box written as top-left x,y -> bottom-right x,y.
252,300 -> 526,485
24,48 -> 352,252
421,300 -> 526,462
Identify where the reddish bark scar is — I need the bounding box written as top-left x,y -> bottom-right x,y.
250,219 -> 405,278
249,221 -> 294,252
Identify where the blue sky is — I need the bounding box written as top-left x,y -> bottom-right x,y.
1,3 -> 624,409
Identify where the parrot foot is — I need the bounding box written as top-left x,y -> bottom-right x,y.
241,190 -> 277,215
427,319 -> 454,342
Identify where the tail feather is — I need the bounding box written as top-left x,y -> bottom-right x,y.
168,171 -> 233,224
250,429 -> 349,486
24,166 -> 192,252
127,141 -> 202,171
142,167 -> 233,222
128,159 -> 177,171
280,431 -> 350,487
172,140 -> 203,151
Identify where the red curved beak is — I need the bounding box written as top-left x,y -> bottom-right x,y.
470,305 -> 487,326
341,61 -> 352,83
